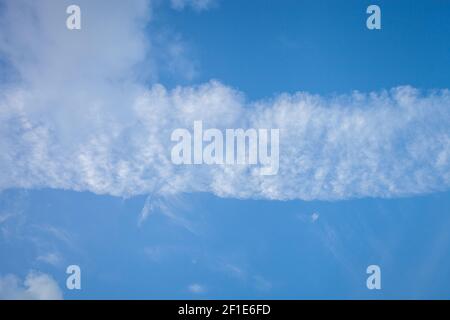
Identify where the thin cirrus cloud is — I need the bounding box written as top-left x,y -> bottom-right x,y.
188,283 -> 206,294
170,0 -> 217,11
0,0 -> 449,201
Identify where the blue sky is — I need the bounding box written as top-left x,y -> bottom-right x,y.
157,0 -> 450,97
1,0 -> 450,299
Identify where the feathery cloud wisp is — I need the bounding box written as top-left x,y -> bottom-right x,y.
170,0 -> 217,12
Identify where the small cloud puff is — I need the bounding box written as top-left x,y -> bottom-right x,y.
0,271 -> 63,300
188,283 -> 206,294
311,212 -> 320,222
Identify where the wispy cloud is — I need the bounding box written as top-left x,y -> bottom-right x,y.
139,194 -> 197,234
311,212 -> 320,223
188,283 -> 206,294
1,0 -> 449,201
36,252 -> 62,267
0,213 -> 14,224
170,0 -> 217,12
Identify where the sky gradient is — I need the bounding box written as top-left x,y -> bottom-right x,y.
1,0 -> 450,299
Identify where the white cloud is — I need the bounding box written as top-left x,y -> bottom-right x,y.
139,194 -> 198,234
0,213 -> 13,224
311,212 -> 320,222
0,0 -> 450,202
188,283 -> 206,293
36,252 -> 62,267
0,272 -> 63,300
